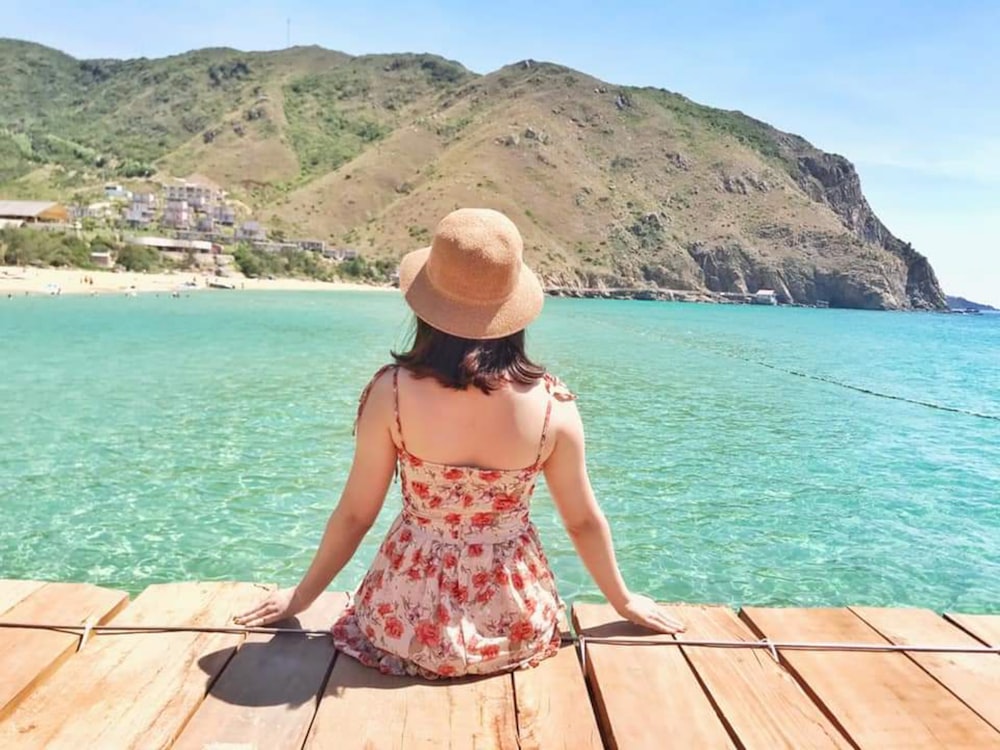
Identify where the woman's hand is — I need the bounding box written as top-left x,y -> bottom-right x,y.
615,593 -> 685,634
234,587 -> 303,628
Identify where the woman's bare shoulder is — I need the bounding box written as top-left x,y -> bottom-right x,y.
354,365 -> 397,432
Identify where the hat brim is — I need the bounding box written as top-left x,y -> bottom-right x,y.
398,246 -> 544,340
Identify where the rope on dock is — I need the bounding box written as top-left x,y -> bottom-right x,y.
2,621 -> 998,654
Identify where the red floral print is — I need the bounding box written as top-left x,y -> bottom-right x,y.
384,617 -> 404,639
473,571 -> 490,588
491,494 -> 521,512
436,604 -> 449,625
510,620 -> 535,642
415,620 -> 442,647
471,512 -> 494,528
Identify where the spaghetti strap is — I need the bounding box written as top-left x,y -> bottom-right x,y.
392,366 -> 407,452
534,375 -> 555,466
534,373 -> 576,466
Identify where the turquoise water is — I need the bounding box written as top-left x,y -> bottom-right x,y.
2,292 -> 998,612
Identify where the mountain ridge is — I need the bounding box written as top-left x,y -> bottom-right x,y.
0,39 -> 946,310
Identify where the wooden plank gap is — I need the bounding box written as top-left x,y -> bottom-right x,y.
674,635 -> 748,750
943,613 -> 1000,647
850,607 -> 1000,734
575,637 -> 613,750
736,608 -> 862,750
741,606 -> 999,748
573,603 -> 735,749
297,649 -> 342,750
509,672 -> 522,743
173,591 -> 346,750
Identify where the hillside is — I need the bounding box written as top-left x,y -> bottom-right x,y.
0,39 -> 946,309
946,296 -> 996,312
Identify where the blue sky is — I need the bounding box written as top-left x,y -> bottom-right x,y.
2,0 -> 998,304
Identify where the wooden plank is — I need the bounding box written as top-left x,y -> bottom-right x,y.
512,617 -> 602,750
742,606 -> 1000,749
0,581 -> 268,749
0,582 -> 128,720
572,602 -> 736,750
172,591 -> 349,750
672,604 -> 851,749
852,607 -> 1000,732
306,653 -> 519,749
945,613 -> 1000,647
0,580 -> 46,615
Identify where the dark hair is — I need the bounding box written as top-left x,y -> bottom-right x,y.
392,318 -> 546,393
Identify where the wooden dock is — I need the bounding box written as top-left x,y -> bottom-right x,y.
0,580 -> 997,749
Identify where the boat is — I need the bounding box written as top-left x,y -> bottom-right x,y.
208,278 -> 236,290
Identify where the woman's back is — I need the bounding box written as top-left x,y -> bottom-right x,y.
394,367 -> 555,471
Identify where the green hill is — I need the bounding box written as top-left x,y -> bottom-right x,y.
0,39 -> 945,310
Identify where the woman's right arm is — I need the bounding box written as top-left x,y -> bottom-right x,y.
543,400 -> 684,633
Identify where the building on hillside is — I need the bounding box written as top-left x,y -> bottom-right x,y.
175,229 -> 231,244
212,204 -> 236,225
163,199 -> 192,229
753,289 -> 778,305
124,193 -> 157,228
0,200 -> 70,224
164,177 -> 223,210
104,184 -> 130,199
124,206 -> 153,228
196,215 -> 215,233
297,239 -> 327,253
128,236 -> 218,254
253,241 -> 299,253
90,251 -> 115,268
132,192 -> 157,208
84,202 -> 115,219
235,221 -> 267,242
321,247 -> 361,262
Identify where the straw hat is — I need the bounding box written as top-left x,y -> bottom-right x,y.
398,208 -> 544,340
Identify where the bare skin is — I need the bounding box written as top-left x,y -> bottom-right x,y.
235,367 -> 684,634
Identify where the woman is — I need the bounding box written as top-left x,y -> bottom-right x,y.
236,208 -> 684,677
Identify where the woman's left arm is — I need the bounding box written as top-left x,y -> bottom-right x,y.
235,370 -> 398,626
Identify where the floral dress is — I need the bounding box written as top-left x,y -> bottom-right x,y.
330,366 -> 573,678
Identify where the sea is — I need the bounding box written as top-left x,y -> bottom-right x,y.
2,291 -> 997,613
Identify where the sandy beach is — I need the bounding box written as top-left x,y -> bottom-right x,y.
0,266 -> 395,296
